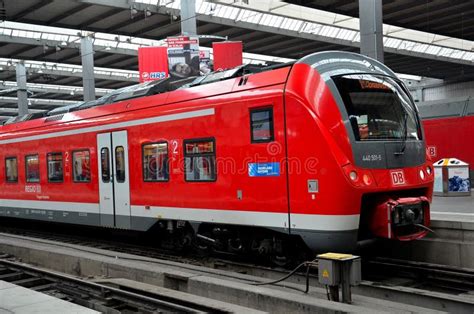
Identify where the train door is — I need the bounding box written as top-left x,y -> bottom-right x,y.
97,131 -> 131,229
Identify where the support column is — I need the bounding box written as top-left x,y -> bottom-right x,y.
180,0 -> 197,35
359,0 -> 384,62
15,61 -> 29,116
80,36 -> 95,102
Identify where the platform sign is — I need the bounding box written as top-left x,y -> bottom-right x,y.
199,50 -> 212,75
166,36 -> 200,78
213,41 -> 243,71
427,145 -> 437,158
248,162 -> 280,177
138,46 -> 169,83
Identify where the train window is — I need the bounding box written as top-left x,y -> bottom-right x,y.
25,155 -> 40,183
5,157 -> 18,183
250,108 -> 274,143
73,150 -> 91,183
101,148 -> 110,183
184,138 -> 216,182
47,152 -> 63,182
115,146 -> 125,183
333,74 -> 421,141
143,142 -> 169,182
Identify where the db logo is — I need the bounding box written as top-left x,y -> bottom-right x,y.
141,72 -> 149,79
391,170 -> 406,186
427,146 -> 437,157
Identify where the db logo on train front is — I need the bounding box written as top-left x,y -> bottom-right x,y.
390,170 -> 406,186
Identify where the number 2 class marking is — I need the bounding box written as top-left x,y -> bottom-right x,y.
171,140 -> 178,154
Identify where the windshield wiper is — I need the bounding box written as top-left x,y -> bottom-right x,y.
395,111 -> 408,156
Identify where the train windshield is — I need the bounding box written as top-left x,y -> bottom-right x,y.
333,74 -> 421,141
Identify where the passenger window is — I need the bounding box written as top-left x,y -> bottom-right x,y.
5,157 -> 18,183
143,143 -> 169,182
250,107 -> 274,143
47,152 -> 63,182
115,146 -> 125,183
184,139 -> 216,182
25,155 -> 40,183
72,150 -> 91,183
101,148 -> 110,183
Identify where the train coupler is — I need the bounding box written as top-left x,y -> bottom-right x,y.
369,196 -> 430,241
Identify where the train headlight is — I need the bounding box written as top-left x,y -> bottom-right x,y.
363,174 -> 372,186
349,171 -> 358,181
426,166 -> 432,175
419,169 -> 425,180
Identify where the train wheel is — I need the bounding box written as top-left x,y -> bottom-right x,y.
271,237 -> 293,267
194,231 -> 213,256
272,253 -> 291,267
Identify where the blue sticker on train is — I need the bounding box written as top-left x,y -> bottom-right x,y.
248,162 -> 280,177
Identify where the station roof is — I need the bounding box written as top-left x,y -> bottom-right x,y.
0,0 -> 473,119
288,0 -> 474,42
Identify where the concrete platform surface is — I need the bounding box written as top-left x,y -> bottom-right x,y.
431,193 -> 473,222
0,233 -> 436,313
0,280 -> 98,314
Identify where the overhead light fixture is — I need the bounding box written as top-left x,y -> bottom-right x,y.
105,46 -> 111,51
37,69 -> 43,74
70,90 -> 75,95
130,6 -> 138,17
145,8 -> 152,17
60,41 -> 67,46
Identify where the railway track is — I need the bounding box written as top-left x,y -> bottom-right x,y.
0,257 -> 227,313
0,220 -> 473,313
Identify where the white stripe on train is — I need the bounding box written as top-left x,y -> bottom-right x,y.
0,108 -> 215,145
0,199 -> 359,231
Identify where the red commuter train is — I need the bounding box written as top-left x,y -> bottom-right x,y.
0,52 -> 434,261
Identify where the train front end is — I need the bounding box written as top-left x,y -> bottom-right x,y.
286,52 -> 434,251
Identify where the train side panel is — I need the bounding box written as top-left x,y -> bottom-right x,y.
0,133 -> 100,225
127,84 -> 290,231
0,70 -> 292,234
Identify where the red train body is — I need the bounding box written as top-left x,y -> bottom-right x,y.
0,52 -> 434,256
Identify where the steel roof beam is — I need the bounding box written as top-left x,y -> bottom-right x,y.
0,96 -> 76,107
0,34 -> 138,57
198,14 -> 473,66
1,64 -> 138,82
0,82 -> 112,97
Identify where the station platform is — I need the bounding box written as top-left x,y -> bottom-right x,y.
431,192 -> 474,222
0,280 -> 97,314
